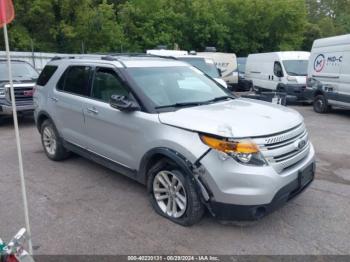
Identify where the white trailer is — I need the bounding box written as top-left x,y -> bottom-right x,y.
197,52 -> 238,87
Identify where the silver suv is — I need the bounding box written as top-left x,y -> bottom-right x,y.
34,55 -> 315,226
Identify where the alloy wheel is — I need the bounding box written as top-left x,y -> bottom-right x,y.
153,170 -> 187,218
43,126 -> 57,156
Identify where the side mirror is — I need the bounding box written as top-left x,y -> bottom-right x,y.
110,95 -> 139,112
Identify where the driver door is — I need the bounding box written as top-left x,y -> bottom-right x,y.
84,66 -> 140,169
270,61 -> 283,90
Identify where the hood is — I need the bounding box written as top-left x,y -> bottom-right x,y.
288,76 -> 306,85
0,78 -> 37,85
158,98 -> 303,138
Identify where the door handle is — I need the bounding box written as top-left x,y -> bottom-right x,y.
87,107 -> 99,115
271,76 -> 274,80
50,97 -> 58,103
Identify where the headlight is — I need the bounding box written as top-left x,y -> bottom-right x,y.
287,76 -> 297,82
200,134 -> 267,166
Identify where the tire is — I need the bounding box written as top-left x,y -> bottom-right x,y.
40,119 -> 70,161
313,94 -> 330,113
147,159 -> 204,226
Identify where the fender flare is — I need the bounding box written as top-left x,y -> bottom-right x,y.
138,147 -> 211,204
313,88 -> 327,98
35,110 -> 54,133
138,147 -> 194,184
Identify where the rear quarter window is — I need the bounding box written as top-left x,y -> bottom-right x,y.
37,65 -> 58,86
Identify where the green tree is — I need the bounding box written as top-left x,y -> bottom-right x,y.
75,0 -> 124,53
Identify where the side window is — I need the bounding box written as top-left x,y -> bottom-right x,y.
91,68 -> 129,102
37,65 -> 58,86
273,61 -> 283,77
58,66 -> 91,96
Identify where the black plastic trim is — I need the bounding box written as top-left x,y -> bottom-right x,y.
138,147 -> 195,184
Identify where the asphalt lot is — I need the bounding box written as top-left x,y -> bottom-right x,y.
1,105 -> 350,255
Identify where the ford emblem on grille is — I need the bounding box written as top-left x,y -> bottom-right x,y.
295,139 -> 306,150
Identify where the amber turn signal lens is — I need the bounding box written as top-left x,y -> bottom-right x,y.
236,141 -> 259,154
200,135 -> 259,154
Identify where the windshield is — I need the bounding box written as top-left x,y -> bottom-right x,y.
127,66 -> 230,108
0,62 -> 39,81
282,60 -> 308,76
177,57 -> 220,78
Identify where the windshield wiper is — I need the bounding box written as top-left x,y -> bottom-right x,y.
155,96 -> 234,109
155,101 -> 206,109
204,95 -> 234,103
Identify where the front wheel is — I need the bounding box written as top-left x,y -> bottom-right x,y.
313,95 -> 330,113
147,159 -> 204,226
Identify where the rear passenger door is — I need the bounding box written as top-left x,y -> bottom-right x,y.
51,65 -> 92,147
84,66 -> 140,169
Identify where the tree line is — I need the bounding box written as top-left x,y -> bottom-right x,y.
1,0 -> 349,56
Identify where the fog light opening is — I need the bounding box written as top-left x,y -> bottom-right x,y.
254,206 -> 266,219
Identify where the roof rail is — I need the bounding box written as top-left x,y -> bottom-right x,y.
49,53 -> 178,68
104,53 -> 178,60
101,55 -> 127,68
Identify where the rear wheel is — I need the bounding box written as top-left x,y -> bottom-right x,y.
313,94 -> 330,113
41,119 -> 70,161
147,159 -> 204,226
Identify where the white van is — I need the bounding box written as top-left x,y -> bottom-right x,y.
306,34 -> 350,113
147,50 -> 227,88
197,52 -> 238,88
245,52 -> 310,100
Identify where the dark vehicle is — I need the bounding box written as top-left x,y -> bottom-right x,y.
0,60 -> 38,118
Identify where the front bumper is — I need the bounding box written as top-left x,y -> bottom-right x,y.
303,87 -> 316,101
199,143 -> 315,220
210,162 -> 315,220
0,102 -> 34,115
285,84 -> 310,101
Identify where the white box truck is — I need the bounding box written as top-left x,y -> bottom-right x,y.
306,34 -> 350,113
197,52 -> 238,88
245,52 -> 310,100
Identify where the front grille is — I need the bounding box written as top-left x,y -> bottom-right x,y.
5,83 -> 35,102
253,123 -> 310,173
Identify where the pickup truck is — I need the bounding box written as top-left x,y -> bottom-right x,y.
0,60 -> 38,118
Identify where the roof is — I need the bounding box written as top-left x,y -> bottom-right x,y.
313,34 -> 350,48
248,51 -> 310,60
47,54 -> 188,68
